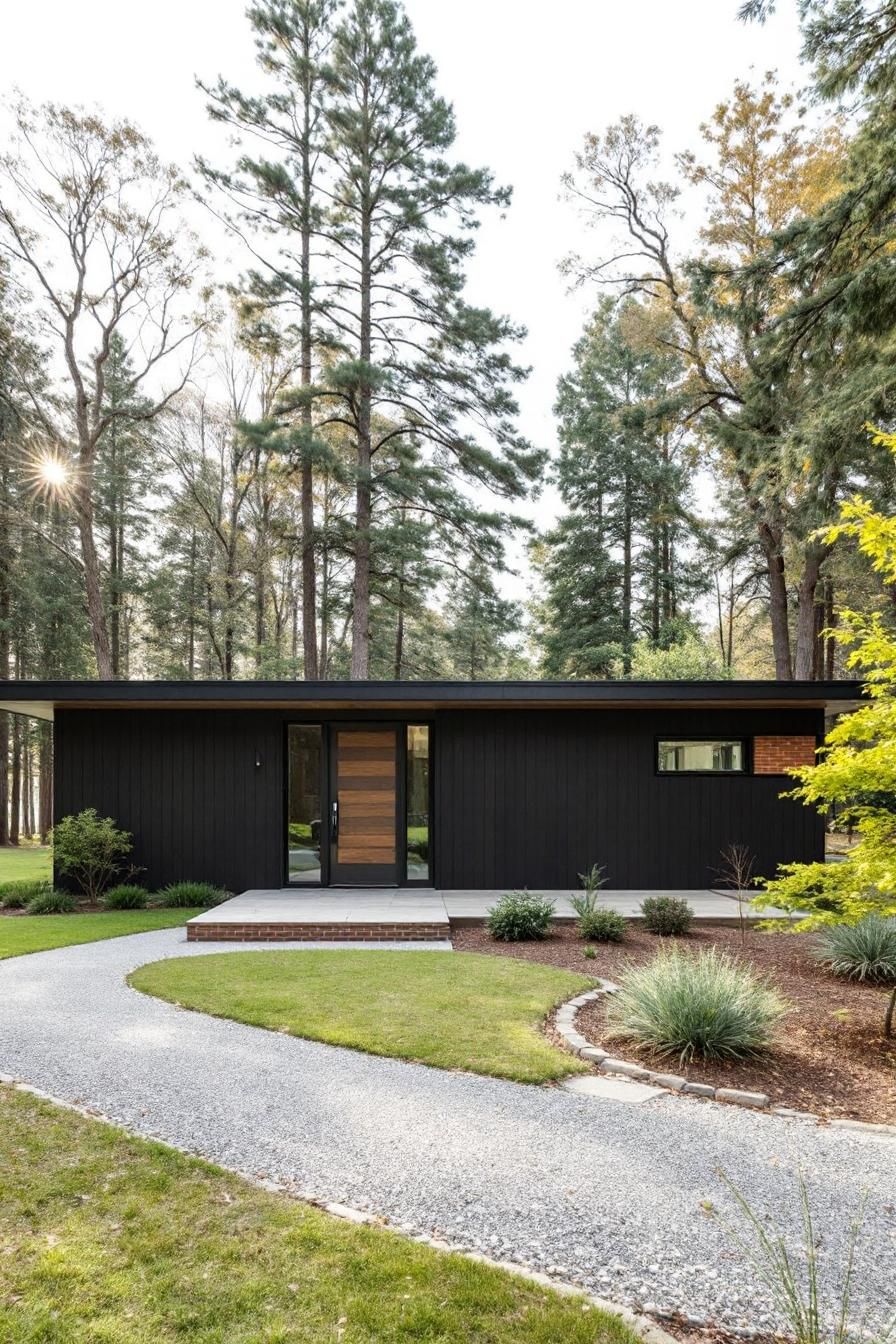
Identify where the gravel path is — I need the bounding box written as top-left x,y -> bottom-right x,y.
1,929 -> 895,1333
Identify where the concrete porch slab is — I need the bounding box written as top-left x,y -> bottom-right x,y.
186,887 -> 795,942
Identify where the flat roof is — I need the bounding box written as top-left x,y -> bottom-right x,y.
0,678 -> 865,722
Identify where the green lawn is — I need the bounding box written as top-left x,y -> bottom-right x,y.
0,1086 -> 635,1344
131,950 -> 592,1084
0,910 -> 203,960
0,845 -> 51,884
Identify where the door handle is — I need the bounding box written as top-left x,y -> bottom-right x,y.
331,799 -> 339,842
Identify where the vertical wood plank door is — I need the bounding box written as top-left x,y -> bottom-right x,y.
330,728 -> 399,884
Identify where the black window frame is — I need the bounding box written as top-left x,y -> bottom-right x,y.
284,722 -> 326,887
654,735 -> 750,777
403,722 -> 434,888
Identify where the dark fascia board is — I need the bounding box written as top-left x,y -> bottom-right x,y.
0,678 -> 867,722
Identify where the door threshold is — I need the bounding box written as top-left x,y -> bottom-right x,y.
328,884 -> 399,890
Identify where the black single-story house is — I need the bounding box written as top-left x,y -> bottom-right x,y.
0,679 -> 862,892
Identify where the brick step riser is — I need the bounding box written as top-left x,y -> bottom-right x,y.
187,922 -> 450,942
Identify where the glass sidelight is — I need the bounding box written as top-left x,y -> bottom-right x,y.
406,725 -> 430,882
287,725 -> 322,882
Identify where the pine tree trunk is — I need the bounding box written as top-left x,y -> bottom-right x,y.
793,549 -> 825,681
759,522 -> 792,680
351,164 -> 373,681
825,580 -> 837,679
23,732 -> 32,840
187,531 -> 197,678
254,561 -> 265,675
621,473 -> 633,673
9,713 -> 20,846
394,564 -> 405,680
0,455 -> 10,846
650,528 -> 660,642
320,534 -> 330,680
109,429 -> 121,679
76,488 -> 114,679
38,722 -> 52,843
299,31 -> 320,682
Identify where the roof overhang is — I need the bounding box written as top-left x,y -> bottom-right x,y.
0,678 -> 866,723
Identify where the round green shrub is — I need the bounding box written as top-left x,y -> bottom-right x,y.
813,916 -> 896,983
640,895 -> 694,936
102,884 -> 150,911
486,891 -> 555,941
605,946 -> 787,1063
154,881 -> 228,909
26,888 -> 77,915
578,908 -> 626,942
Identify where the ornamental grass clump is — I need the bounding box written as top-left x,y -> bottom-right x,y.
25,887 -> 77,915
0,878 -> 49,909
486,891 -> 555,941
102,884 -> 150,910
154,881 -> 227,909
605,946 -> 787,1063
813,916 -> 896,1037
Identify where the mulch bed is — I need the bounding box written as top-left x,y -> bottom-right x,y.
453,923 -> 896,1124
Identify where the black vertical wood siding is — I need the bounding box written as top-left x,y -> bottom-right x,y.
54,709 -> 285,892
54,703 -> 824,892
433,707 -> 824,889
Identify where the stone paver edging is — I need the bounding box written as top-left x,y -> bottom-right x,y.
554,984 -> 896,1137
2,1075 -> 676,1344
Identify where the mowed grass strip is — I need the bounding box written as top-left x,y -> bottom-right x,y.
130,950 -> 592,1083
0,910 -> 203,960
0,1086 -> 637,1344
0,845 -> 51,884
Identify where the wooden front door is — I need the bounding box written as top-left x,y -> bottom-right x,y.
329,728 -> 399,884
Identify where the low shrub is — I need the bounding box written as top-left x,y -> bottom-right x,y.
813,916 -> 896,983
605,946 -> 787,1063
640,895 -> 693,936
26,888 -> 77,915
486,891 -> 555,941
0,878 -> 50,909
102,884 -> 150,911
154,881 -> 228,909
578,908 -> 626,942
50,808 -> 134,903
583,945 -> 597,960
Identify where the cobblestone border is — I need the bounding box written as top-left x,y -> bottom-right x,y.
554,986 -> 896,1137
0,1075 -> 677,1344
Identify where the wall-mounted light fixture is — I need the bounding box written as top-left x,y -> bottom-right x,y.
255,751 -> 262,769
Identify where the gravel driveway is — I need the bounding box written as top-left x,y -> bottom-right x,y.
1,928 -> 894,1333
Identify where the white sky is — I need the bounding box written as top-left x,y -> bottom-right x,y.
0,0 -> 807,602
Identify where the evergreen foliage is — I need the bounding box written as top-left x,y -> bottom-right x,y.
537,298 -> 707,678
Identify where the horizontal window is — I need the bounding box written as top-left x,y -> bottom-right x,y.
658,739 -> 745,773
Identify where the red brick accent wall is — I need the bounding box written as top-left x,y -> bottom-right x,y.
753,735 -> 816,775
